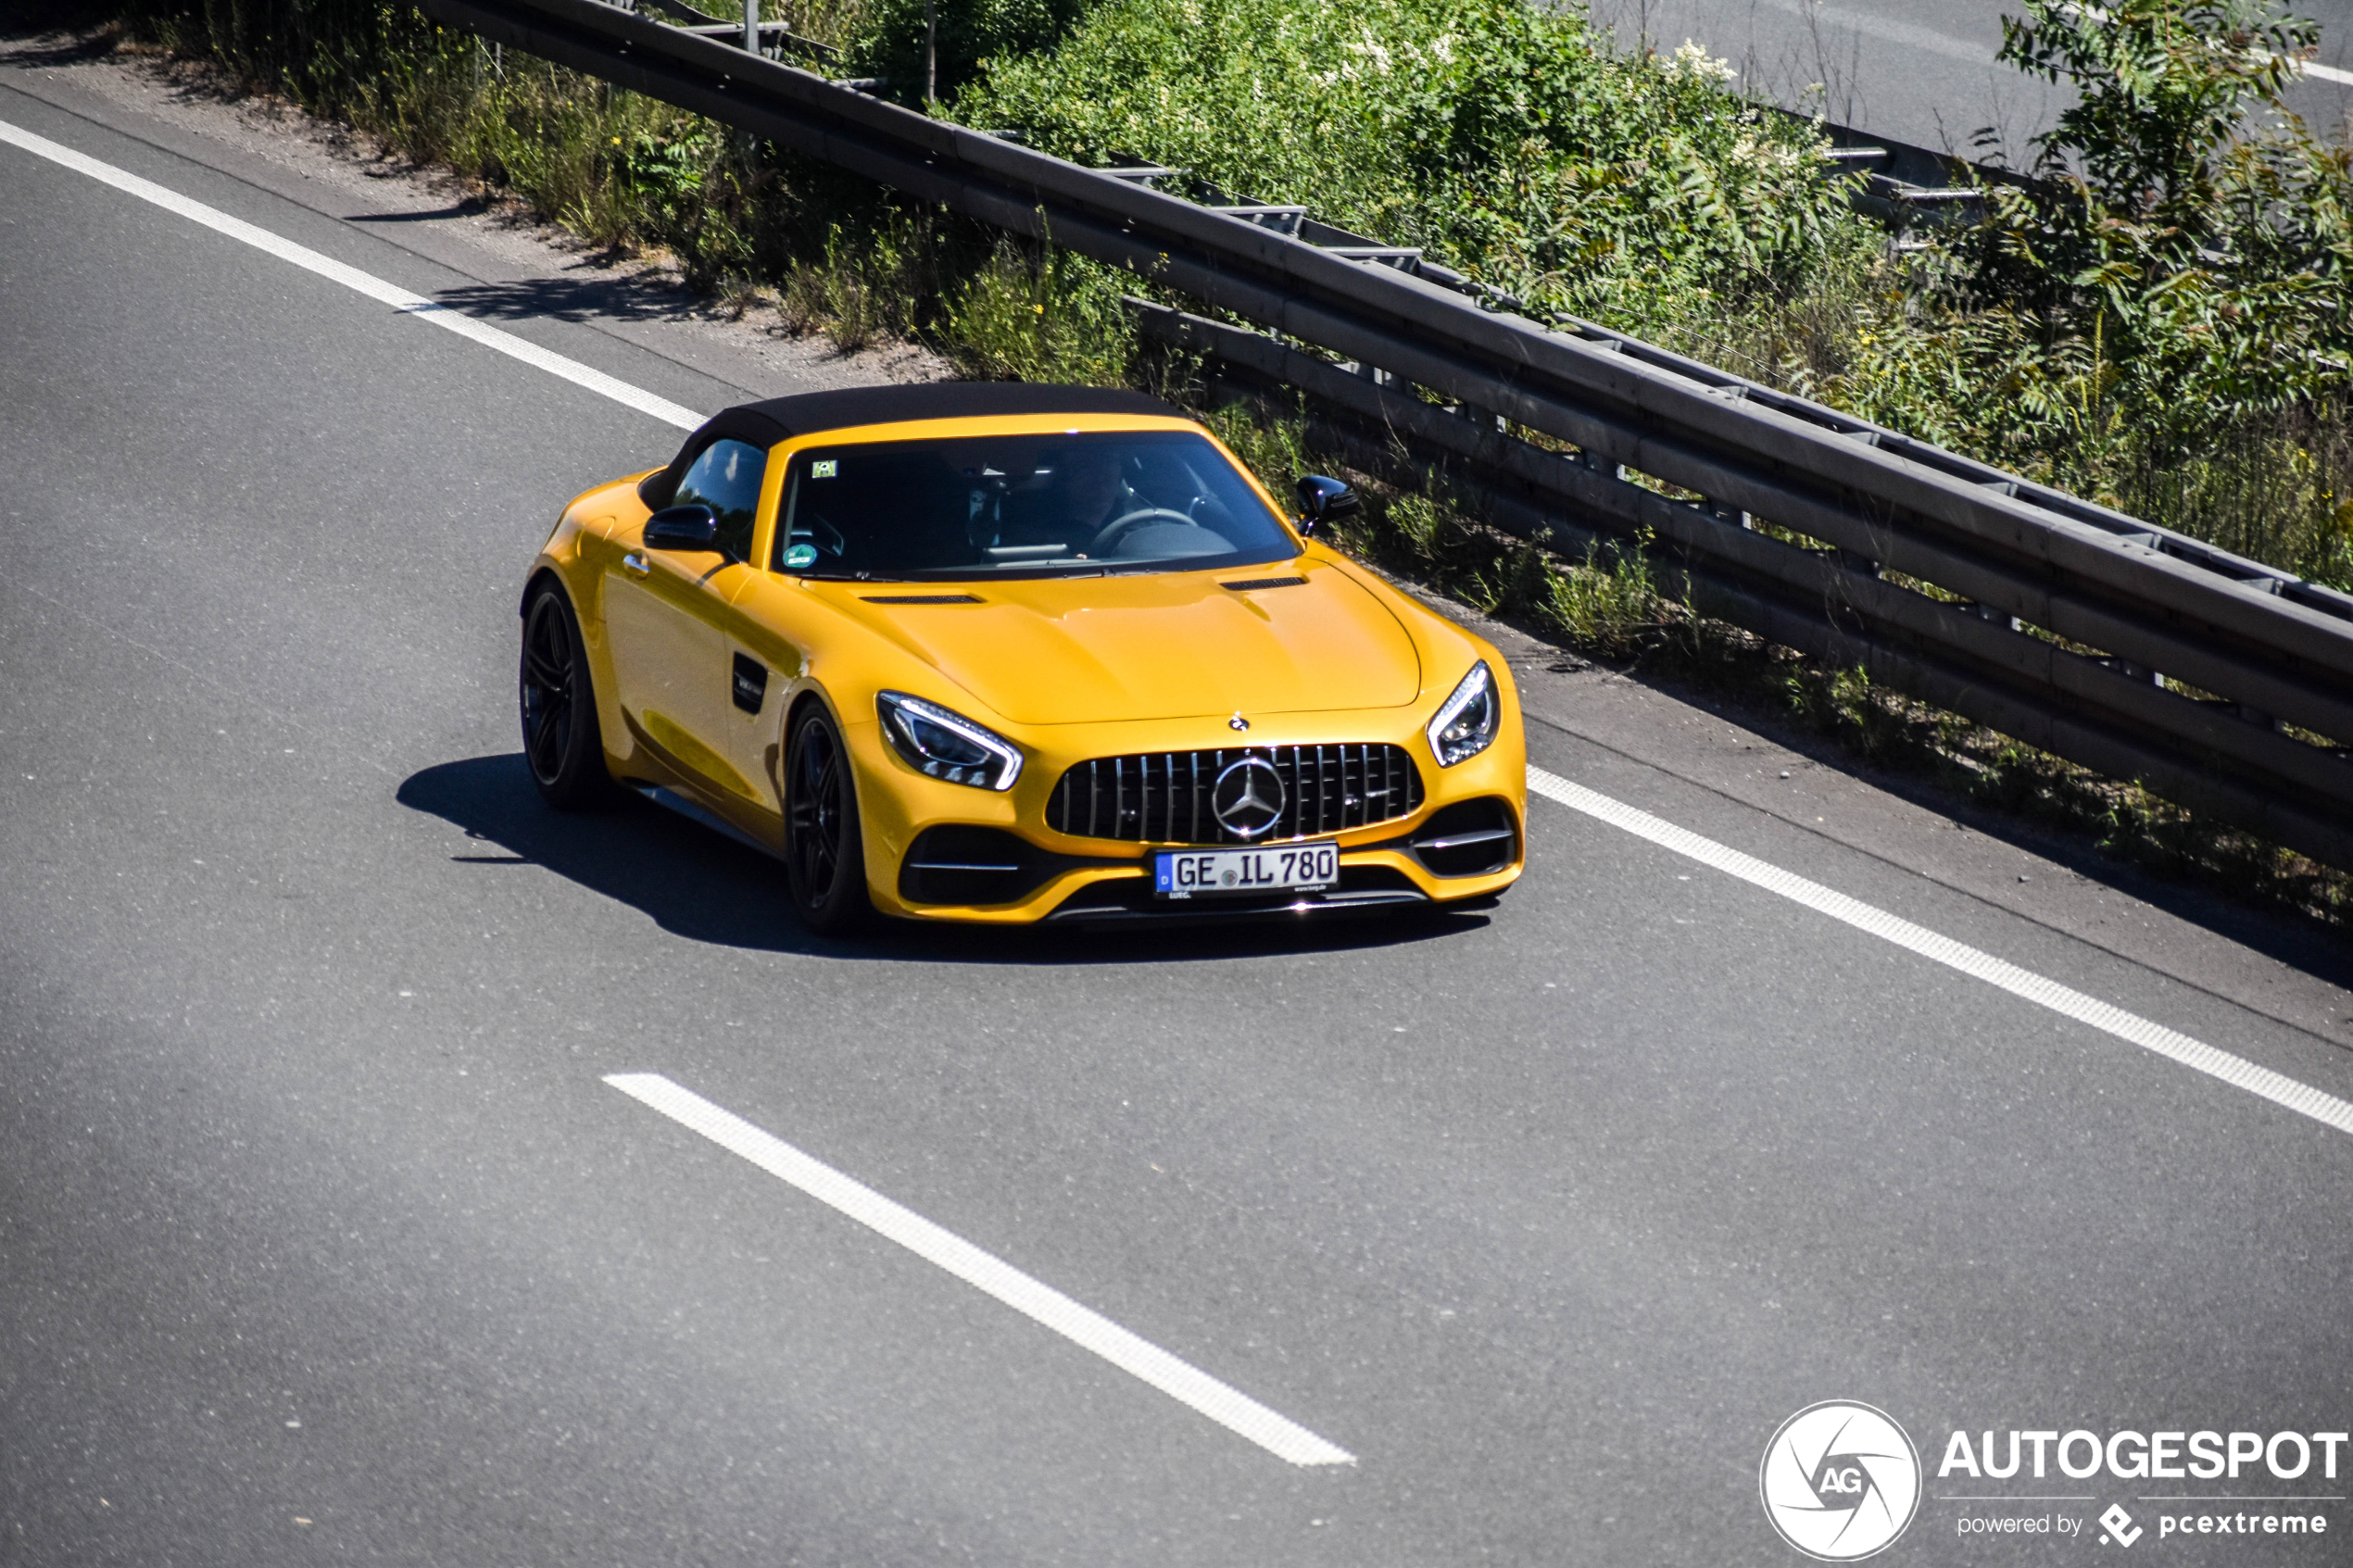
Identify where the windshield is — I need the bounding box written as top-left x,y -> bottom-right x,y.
771,430 -> 1299,581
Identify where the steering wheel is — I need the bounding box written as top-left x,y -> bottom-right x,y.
1088,507 -> 1198,557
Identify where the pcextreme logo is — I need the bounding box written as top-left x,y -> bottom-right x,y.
1761,1401 -> 1924,1561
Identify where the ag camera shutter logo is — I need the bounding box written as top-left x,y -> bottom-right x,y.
1761,1400 -> 1922,1561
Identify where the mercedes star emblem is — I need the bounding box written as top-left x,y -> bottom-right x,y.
1212,756 -> 1286,840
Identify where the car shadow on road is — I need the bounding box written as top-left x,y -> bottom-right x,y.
428,273 -> 711,328
397,754 -> 1491,965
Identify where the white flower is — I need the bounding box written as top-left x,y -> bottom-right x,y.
1344,30 -> 1394,75
1667,39 -> 1737,82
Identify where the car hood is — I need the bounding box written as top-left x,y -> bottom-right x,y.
843,563 -> 1423,724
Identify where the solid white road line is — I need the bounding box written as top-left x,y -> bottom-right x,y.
602,1073 -> 1356,1467
1527,766 -> 2353,1139
2303,60 -> 2353,87
15,109 -> 2340,1148
0,116 -> 705,432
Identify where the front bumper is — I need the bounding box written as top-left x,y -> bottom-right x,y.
849,707 -> 1527,924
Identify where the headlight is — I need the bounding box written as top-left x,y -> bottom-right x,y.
1426,661 -> 1501,767
876,691 -> 1024,791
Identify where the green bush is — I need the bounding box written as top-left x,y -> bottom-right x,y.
943,0 -> 2352,586
844,0 -> 1097,102
958,0 -> 1870,331
1878,0 -> 2353,583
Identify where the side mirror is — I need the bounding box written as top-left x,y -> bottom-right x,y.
643,504 -> 720,552
1294,475 -> 1359,536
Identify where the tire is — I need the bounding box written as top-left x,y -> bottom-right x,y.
520,583 -> 616,810
784,702 -> 874,934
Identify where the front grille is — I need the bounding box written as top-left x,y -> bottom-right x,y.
1048,745 -> 1424,845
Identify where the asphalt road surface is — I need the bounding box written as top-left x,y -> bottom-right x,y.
1582,0 -> 2353,164
6,64 -> 2353,1568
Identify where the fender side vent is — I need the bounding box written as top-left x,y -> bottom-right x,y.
1409,797 -> 1519,877
899,826 -> 1037,907
898,826 -> 1135,907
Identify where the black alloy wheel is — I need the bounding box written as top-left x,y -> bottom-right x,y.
520,584 -> 614,809
784,703 -> 872,933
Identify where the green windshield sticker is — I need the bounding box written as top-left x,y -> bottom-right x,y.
811,458 -> 837,478
783,542 -> 820,569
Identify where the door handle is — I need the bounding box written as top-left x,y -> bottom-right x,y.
622,551 -> 650,575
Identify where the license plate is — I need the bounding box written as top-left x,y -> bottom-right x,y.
1153,841 -> 1339,899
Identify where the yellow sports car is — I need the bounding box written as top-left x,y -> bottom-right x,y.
518,383 -> 1525,931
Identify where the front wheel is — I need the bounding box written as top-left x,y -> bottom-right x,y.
784,703 -> 873,934
520,583 -> 616,810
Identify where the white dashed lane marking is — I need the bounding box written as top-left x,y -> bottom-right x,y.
604,1073 -> 1356,1467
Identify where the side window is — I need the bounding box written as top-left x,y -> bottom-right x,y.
673,438 -> 768,562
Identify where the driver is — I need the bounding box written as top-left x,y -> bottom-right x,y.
1002,445 -> 1130,550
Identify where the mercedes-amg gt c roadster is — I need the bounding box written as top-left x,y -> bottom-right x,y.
518,383 -> 1525,931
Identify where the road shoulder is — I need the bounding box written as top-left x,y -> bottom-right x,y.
0,31 -> 947,403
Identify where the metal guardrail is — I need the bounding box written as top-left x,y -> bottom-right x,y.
418,0 -> 2353,867
1805,119 -> 2028,220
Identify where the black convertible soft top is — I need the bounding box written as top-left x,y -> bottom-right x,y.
639,383 -> 1187,508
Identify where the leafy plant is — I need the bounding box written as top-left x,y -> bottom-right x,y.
958,0 -> 1870,331
1542,532 -> 1671,654
845,0 -> 1099,102
942,239 -> 1134,382
1891,0 -> 2353,580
